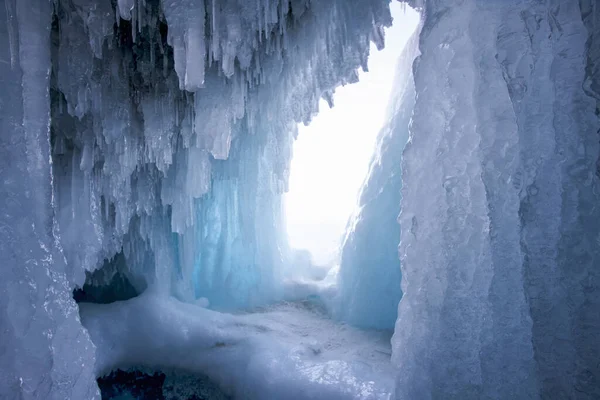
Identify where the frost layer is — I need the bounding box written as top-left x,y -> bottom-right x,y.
393,1 -> 600,399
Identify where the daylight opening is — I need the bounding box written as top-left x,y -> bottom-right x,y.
285,4 -> 420,267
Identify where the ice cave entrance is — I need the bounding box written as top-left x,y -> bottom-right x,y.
285,3 -> 419,269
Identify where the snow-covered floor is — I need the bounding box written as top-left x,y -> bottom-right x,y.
80,293 -> 394,400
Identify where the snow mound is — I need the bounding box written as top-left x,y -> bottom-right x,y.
80,294 -> 394,400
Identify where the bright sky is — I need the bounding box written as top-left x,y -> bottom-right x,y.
285,4 -> 420,265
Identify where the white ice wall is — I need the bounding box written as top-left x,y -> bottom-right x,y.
394,0 -> 600,398
0,0 -> 100,398
48,0 -> 394,305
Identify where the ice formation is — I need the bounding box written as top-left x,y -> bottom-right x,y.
48,0 -> 393,308
1,0 -> 393,398
2,0 -> 600,398
394,0 -> 600,399
336,30 -> 419,330
0,1 -> 99,398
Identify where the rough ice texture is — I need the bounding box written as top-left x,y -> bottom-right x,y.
393,0 -> 600,399
336,31 -> 419,330
0,0 -> 100,398
1,0 -> 393,398
48,0 -> 393,306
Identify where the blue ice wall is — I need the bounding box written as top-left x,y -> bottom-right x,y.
336,33 -> 419,330
190,119 -> 292,309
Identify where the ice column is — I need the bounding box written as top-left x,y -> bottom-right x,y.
0,0 -> 99,398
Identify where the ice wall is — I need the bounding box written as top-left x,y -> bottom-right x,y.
393,0 -> 600,398
188,124 -> 291,309
336,32 -> 419,330
0,0 -> 100,398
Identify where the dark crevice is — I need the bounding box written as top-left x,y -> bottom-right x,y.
98,369 -> 230,400
73,252 -> 143,304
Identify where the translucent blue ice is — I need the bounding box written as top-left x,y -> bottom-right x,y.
336,32 -> 419,330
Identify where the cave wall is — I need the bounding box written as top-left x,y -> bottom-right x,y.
0,0 -> 100,398
393,0 -> 600,398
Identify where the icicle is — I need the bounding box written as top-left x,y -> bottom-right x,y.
211,0 -> 220,63
138,0 -> 143,34
42,0 -> 401,323
4,0 -> 18,68
264,0 -> 270,41
131,2 -> 137,43
257,0 -> 263,44
183,3 -> 206,90
117,0 -> 135,21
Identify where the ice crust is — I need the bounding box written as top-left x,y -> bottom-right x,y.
393,0 -> 600,399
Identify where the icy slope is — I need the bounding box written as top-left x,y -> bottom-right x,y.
81,294 -> 395,400
394,0 -> 600,398
336,30 -> 419,330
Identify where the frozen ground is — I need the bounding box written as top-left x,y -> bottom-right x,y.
80,293 -> 394,400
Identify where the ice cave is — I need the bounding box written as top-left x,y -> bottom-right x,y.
1,0 -> 599,399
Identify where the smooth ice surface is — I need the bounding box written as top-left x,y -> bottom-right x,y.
393,0 -> 600,398
80,294 -> 395,400
285,4 -> 419,266
336,27 -> 420,330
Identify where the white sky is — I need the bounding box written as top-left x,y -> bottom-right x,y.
285,4 -> 420,265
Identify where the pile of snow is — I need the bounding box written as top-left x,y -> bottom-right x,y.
81,293 -> 394,400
